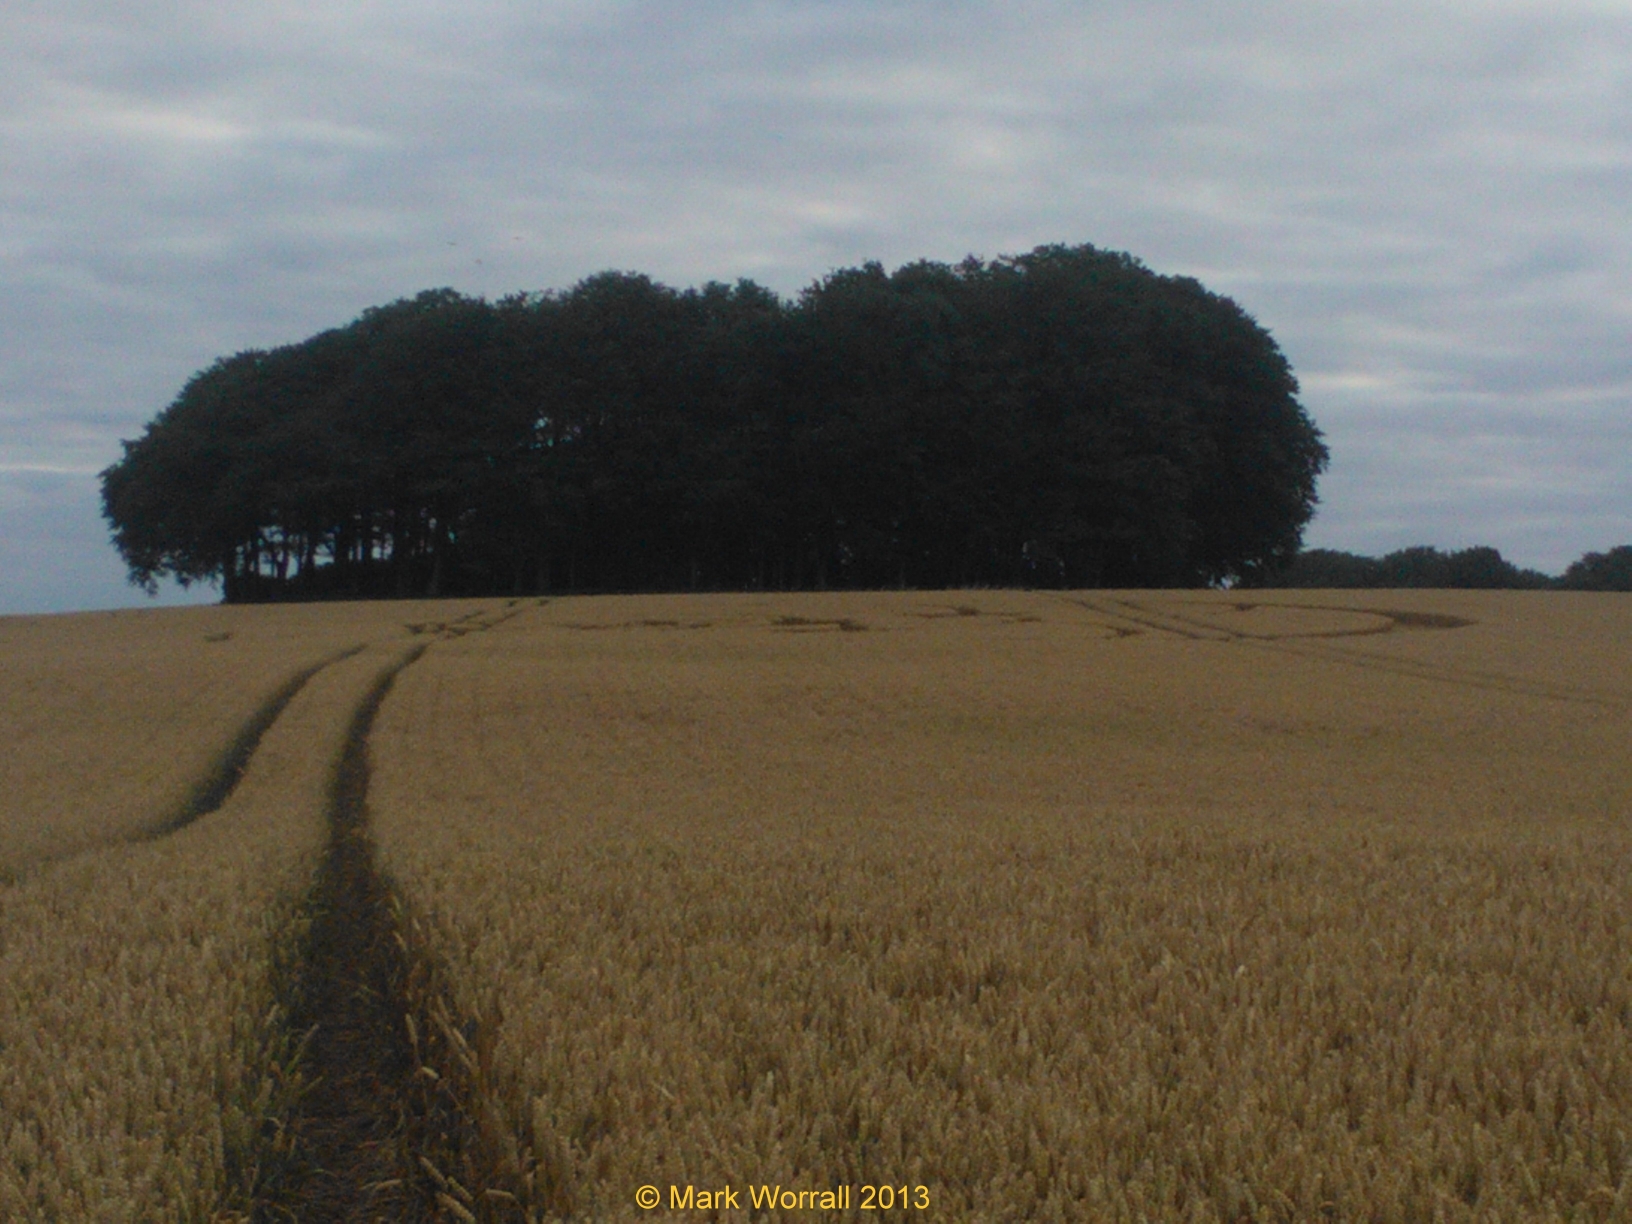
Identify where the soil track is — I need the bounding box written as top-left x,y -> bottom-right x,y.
262,603 -> 536,1221
274,643 -> 432,1221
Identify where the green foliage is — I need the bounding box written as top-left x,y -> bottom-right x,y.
101,245 -> 1332,599
1560,545 -> 1632,591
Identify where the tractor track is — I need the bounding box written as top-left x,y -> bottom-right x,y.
269,642 -> 432,1222
0,644 -> 368,889
252,604 -> 535,1222
147,644 -> 369,842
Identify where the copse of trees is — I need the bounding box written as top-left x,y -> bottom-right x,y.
102,244 -> 1331,601
1561,545 -> 1632,591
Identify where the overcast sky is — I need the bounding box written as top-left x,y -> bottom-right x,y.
3,0 -> 1629,613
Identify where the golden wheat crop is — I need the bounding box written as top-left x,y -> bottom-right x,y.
0,640 -> 444,1218
0,595 -> 505,1219
369,589 -> 1632,1221
0,600 -> 446,877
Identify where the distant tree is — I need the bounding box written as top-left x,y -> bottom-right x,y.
1561,545 -> 1632,591
1263,548 -> 1384,588
1440,546 -> 1553,590
1377,546 -> 1552,589
1260,544 -> 1556,589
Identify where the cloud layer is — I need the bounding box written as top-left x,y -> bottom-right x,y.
4,0 -> 1629,611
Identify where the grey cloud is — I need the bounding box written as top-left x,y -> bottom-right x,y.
2,0 -> 1629,610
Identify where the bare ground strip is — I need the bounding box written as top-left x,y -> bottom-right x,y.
262,643 -> 429,1220
255,622 -> 534,1222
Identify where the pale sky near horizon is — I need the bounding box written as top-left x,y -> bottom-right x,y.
3,1 -> 1629,614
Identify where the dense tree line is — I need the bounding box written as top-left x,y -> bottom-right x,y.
1559,545 -> 1632,590
102,244 -> 1330,601
1259,544 -> 1632,590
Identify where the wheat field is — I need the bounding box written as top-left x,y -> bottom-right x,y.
0,600 -> 459,877
368,590 -> 1632,1221
2,590 -> 1629,1220
0,601 -> 487,1218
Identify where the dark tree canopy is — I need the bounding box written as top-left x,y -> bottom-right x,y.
1560,546 -> 1632,592
102,244 -> 1331,600
1257,544 -> 1632,590
1258,546 -> 1557,590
